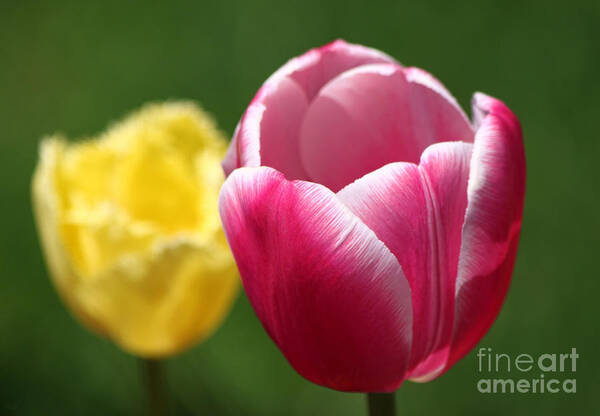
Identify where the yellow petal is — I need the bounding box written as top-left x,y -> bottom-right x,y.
32,139 -> 109,335
32,102 -> 239,357
79,238 -> 238,357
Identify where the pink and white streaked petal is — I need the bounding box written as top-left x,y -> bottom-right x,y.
445,93 -> 526,371
222,103 -> 263,177
248,77 -> 310,180
222,123 -> 241,177
337,141 -> 472,382
300,63 -> 475,192
219,166 -> 413,392
408,141 -> 472,381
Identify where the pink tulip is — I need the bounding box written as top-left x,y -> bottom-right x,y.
219,40 -> 525,392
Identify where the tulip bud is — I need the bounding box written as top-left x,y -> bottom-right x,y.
219,40 -> 525,392
32,102 -> 239,357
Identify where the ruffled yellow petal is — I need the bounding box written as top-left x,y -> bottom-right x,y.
78,238 -> 238,357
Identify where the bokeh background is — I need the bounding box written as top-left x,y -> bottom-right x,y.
1,0 -> 598,414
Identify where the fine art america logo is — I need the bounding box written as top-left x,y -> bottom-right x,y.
476,347 -> 578,394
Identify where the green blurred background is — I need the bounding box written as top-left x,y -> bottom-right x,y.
1,0 -> 598,414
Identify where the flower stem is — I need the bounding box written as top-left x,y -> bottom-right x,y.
140,358 -> 168,416
367,392 -> 396,416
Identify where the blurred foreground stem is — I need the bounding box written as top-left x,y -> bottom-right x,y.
367,392 -> 395,416
139,358 -> 168,416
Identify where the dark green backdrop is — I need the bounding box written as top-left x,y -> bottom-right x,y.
1,0 -> 598,414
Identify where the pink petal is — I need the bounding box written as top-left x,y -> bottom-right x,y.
445,93 -> 526,371
222,40 -> 397,179
279,39 -> 398,101
403,67 -> 472,130
337,142 -> 472,381
411,142 -> 473,381
299,64 -> 475,192
219,166 -> 412,392
222,122 -> 241,177
222,77 -> 308,180
222,103 -> 263,178
239,77 -> 311,180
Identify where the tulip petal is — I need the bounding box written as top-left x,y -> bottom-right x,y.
403,67 -> 472,129
80,237 -> 239,358
411,142 -> 473,380
299,64 -> 475,191
223,40 -> 397,179
445,93 -> 526,370
221,122 -> 241,176
32,139 -> 109,335
226,81 -> 313,180
219,166 -> 413,392
239,77 -> 311,180
338,142 -> 472,381
277,39 -> 398,101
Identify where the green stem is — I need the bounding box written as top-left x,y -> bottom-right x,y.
139,358 -> 168,416
367,392 -> 396,416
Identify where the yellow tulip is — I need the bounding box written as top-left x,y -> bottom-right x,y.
32,102 -> 239,358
